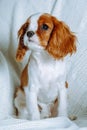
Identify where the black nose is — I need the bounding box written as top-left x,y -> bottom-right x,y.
27,31 -> 35,38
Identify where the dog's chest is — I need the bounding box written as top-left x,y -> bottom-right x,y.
30,57 -> 65,82
38,62 -> 57,83
29,53 -> 66,102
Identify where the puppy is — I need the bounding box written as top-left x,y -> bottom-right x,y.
15,13 -> 76,120
15,63 -> 57,119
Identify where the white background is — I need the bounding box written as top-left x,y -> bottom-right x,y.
0,0 -> 87,129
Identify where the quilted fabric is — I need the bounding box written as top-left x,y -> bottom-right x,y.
0,0 -> 87,129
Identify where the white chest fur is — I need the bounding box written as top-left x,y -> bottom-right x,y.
28,51 -> 66,103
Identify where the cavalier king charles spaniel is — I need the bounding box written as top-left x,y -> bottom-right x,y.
14,13 -> 76,120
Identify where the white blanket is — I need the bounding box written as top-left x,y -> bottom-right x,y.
0,0 -> 87,129
0,117 -> 79,130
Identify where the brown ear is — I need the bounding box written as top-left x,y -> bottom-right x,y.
16,20 -> 29,62
46,16 -> 77,59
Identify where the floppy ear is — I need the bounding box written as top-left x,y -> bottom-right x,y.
16,20 -> 29,62
46,16 -> 77,59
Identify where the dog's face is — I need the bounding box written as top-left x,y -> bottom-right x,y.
24,13 -> 54,51
16,13 -> 76,61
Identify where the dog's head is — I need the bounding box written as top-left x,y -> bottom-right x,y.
16,13 -> 76,61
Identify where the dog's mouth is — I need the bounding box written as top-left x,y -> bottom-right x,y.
28,38 -> 34,42
27,39 -> 43,50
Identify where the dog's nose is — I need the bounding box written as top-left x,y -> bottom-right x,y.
27,31 -> 35,38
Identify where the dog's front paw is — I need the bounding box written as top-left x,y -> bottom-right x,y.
30,113 -> 40,120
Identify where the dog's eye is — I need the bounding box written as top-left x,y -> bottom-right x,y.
41,24 -> 49,30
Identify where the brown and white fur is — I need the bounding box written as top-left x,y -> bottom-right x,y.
14,13 -> 76,120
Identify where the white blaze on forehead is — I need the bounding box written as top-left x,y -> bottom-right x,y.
29,13 -> 42,31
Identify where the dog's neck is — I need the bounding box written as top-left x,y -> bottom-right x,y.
29,49 -> 57,64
